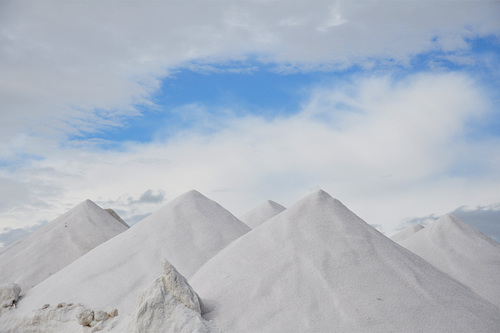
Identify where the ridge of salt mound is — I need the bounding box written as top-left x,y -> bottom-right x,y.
240,200 -> 286,228
191,190 -> 500,332
389,224 -> 424,243
105,208 -> 129,228
15,190 -> 250,318
399,213 -> 500,309
0,199 -> 128,292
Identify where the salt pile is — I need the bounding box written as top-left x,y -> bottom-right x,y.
1,190 -> 500,332
240,200 -> 286,228
389,224 -> 425,243
398,214 -> 500,309
191,190 -> 500,332
0,199 -> 128,292
13,190 -> 250,318
0,260 -> 213,333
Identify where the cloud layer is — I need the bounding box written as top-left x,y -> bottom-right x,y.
2,72 -> 498,238
1,1 -> 499,145
1,1 -> 499,242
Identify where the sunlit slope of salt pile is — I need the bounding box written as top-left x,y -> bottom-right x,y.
0,200 -> 128,292
240,200 -> 286,228
191,190 -> 500,332
389,224 -> 424,243
16,190 -> 250,317
399,214 -> 500,309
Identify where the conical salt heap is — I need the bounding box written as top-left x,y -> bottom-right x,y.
14,190 -> 250,317
191,190 -> 500,332
240,200 -> 286,228
0,199 -> 128,292
399,214 -> 500,309
390,224 -> 424,243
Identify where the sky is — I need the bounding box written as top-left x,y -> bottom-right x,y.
1,0 -> 500,248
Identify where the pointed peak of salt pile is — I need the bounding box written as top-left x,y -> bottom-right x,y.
390,224 -> 425,243
75,199 -> 100,211
16,190 -> 250,317
0,199 -> 128,292
422,213 -> 499,245
139,189 -> 250,240
240,199 -> 286,229
175,189 -> 205,201
191,190 -> 500,332
400,213 -> 500,308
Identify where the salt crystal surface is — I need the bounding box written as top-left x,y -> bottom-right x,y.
14,190 -> 249,317
0,200 -> 128,292
399,214 -> 500,309
191,190 -> 500,332
389,224 -> 424,243
240,200 -> 286,228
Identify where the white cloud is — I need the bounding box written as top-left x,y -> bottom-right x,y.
1,1 -> 499,147
1,1 -> 500,241
1,72 -> 498,237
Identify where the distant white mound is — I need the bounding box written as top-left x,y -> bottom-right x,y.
191,190 -> 500,332
389,224 -> 425,243
240,200 -> 286,228
399,214 -> 500,309
15,190 -> 250,318
0,200 -> 128,292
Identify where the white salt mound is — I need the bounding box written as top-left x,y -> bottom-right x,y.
0,259 -> 215,332
0,200 -> 128,292
191,190 -> 500,332
399,214 -> 500,309
15,190 -> 250,318
240,200 -> 286,228
389,224 -> 425,243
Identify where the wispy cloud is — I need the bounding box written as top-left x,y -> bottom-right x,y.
129,190 -> 166,205
0,221 -> 48,250
1,1 -> 498,147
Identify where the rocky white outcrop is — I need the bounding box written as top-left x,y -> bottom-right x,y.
0,283 -> 21,309
0,303 -> 85,332
75,306 -> 119,332
125,259 -> 216,333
